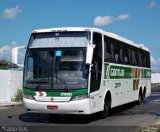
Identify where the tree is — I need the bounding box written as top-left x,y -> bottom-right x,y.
0,60 -> 18,69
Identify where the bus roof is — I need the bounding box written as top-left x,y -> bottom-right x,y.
32,27 -> 150,52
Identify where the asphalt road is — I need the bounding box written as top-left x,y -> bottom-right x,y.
0,86 -> 160,132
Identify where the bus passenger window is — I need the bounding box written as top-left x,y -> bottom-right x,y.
128,48 -> 132,65
104,36 -> 116,63
104,38 -> 112,62
119,48 -> 123,63
138,52 -> 142,66
105,42 -> 111,61
123,48 -> 129,64
115,53 -> 119,62
114,44 -> 119,63
131,50 -> 137,65
142,52 -> 147,67
110,43 -> 115,62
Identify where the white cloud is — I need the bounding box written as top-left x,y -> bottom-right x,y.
116,14 -> 129,21
11,41 -> 17,47
151,56 -> 160,72
147,1 -> 158,9
94,14 -> 129,26
2,5 -> 22,19
94,16 -> 114,26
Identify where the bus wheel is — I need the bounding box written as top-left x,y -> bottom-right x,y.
100,96 -> 111,119
142,88 -> 146,101
137,90 -> 143,105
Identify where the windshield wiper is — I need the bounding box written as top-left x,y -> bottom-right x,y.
53,74 -> 69,92
59,74 -> 69,92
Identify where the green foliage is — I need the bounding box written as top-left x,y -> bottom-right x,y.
14,89 -> 23,102
0,60 -> 18,69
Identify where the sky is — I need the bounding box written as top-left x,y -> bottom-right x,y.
0,0 -> 160,72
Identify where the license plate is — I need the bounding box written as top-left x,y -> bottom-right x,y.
47,105 -> 58,110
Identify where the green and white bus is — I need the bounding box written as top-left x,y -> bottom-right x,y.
23,27 -> 151,118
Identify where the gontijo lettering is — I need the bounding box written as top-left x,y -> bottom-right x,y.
110,68 -> 124,77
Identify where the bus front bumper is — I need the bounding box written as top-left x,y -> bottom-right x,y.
23,98 -> 90,115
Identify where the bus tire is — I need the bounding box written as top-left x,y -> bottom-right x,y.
142,87 -> 146,101
100,95 -> 111,119
137,89 -> 143,105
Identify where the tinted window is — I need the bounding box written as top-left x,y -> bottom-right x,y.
104,35 -> 150,68
104,36 -> 115,62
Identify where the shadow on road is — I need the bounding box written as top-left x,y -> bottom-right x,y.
19,103 -> 137,124
110,102 -> 137,116
19,112 -> 101,124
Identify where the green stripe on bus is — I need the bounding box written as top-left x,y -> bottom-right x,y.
23,88 -> 36,96
23,88 -> 88,97
47,89 -> 88,96
133,80 -> 136,91
104,64 -> 151,79
104,64 -> 108,79
143,69 -> 151,78
109,65 -> 132,79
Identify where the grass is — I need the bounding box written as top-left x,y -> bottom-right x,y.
14,88 -> 23,103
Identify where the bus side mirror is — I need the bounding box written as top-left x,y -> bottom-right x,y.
86,44 -> 95,65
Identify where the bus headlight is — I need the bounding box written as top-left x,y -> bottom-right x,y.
71,94 -> 89,101
23,94 -> 35,100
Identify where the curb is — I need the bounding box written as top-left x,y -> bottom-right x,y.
0,102 -> 23,107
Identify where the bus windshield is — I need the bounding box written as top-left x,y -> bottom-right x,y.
24,48 -> 89,91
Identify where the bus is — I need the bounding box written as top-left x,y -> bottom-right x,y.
23,27 -> 151,118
